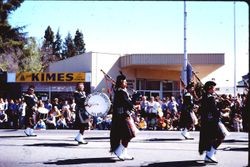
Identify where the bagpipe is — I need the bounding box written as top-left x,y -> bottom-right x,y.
191,71 -> 230,137
100,69 -> 142,105
101,69 -> 140,135
192,71 -> 225,103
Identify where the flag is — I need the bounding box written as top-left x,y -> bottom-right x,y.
187,61 -> 193,85
180,77 -> 186,89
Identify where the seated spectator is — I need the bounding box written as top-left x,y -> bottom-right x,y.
51,106 -> 62,121
95,116 -> 104,130
165,113 -> 173,130
157,117 -> 167,130
102,114 -> 112,130
146,96 -> 159,130
138,117 -> 147,130
45,110 -> 56,129
0,110 -> 8,128
56,115 -> 68,129
34,119 -> 46,130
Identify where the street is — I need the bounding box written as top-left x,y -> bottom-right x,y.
0,129 -> 248,167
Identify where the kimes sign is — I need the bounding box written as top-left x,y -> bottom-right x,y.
8,72 -> 86,82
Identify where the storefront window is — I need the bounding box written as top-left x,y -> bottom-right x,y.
136,79 -> 180,99
137,80 -> 160,90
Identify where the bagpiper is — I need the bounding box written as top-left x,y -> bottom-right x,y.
110,72 -> 137,160
199,81 -> 226,163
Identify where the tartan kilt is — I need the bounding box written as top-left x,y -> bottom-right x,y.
179,109 -> 193,129
199,120 -> 224,154
110,112 -> 136,152
25,107 -> 35,128
74,107 -> 90,129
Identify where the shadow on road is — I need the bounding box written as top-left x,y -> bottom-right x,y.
142,138 -> 185,142
24,143 -> 79,147
141,160 -> 207,167
44,157 -> 117,165
0,129 -> 19,132
85,137 -> 110,140
0,135 -> 28,138
221,147 -> 249,152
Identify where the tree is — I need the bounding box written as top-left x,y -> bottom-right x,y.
0,0 -> 26,53
43,25 -> 54,49
53,29 -> 63,59
62,32 -> 76,58
40,26 -> 57,71
18,37 -> 42,72
74,29 -> 85,55
0,0 -> 26,72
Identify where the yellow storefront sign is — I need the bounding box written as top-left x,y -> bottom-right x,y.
16,72 -> 86,82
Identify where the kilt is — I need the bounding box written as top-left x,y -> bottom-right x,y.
110,112 -> 136,152
198,120 -> 224,154
179,109 -> 193,129
25,107 -> 35,128
74,107 -> 90,129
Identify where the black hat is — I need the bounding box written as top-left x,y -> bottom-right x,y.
186,81 -> 194,89
115,71 -> 126,88
116,75 -> 126,82
116,71 -> 126,81
204,81 -> 216,91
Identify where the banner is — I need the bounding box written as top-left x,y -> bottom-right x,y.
8,72 -> 86,82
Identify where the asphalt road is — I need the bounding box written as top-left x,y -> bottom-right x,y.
0,129 -> 248,167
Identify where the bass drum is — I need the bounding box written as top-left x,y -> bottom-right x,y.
84,92 -> 111,117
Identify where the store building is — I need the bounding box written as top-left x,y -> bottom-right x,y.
5,52 -> 224,100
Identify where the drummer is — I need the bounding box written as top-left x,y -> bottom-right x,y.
73,82 -> 89,144
23,85 -> 38,136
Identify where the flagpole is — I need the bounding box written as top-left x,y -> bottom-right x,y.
233,1 -> 236,97
182,0 -> 188,87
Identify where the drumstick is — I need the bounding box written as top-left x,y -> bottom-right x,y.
86,103 -> 99,107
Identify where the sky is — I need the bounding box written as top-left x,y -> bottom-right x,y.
9,1 -> 249,87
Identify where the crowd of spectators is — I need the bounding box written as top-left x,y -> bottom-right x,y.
0,88 -> 249,132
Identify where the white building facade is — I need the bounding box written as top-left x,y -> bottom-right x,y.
43,52 -> 224,99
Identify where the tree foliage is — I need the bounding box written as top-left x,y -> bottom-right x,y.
0,0 -> 26,72
40,26 -> 58,71
0,1 -> 89,73
0,0 -> 26,53
53,29 -> 63,59
62,32 -> 76,58
0,0 -> 24,23
18,37 -> 42,72
43,25 -> 54,49
74,29 -> 85,55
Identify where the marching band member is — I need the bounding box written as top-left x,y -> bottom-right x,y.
179,82 -> 195,139
74,82 -> 89,144
110,72 -> 136,160
23,85 -> 38,136
199,81 -> 225,163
